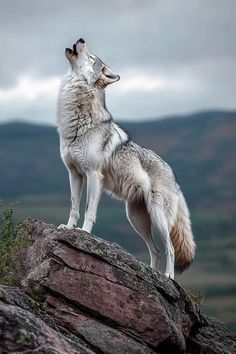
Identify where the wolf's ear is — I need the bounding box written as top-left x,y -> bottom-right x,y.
97,65 -> 120,87
102,65 -> 120,85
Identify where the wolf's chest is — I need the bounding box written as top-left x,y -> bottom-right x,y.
60,134 -> 102,174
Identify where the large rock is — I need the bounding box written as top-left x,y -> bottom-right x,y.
0,219 -> 235,353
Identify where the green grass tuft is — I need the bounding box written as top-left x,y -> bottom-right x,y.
0,201 -> 33,285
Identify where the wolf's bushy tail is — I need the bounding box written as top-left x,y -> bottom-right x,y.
170,193 -> 196,272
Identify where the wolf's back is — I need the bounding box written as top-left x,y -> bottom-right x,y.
170,193 -> 196,272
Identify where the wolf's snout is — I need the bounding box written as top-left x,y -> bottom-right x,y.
76,38 -> 85,44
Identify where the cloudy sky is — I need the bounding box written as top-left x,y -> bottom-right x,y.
0,0 -> 235,125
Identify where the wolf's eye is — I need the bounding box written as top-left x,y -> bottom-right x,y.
90,56 -> 95,61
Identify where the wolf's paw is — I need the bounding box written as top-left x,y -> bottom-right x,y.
165,272 -> 174,280
58,224 -> 75,230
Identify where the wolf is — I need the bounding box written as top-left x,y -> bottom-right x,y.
57,38 -> 196,279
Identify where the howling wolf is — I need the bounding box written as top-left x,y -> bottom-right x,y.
57,38 -> 196,279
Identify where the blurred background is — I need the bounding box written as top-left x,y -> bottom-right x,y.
0,0 -> 235,331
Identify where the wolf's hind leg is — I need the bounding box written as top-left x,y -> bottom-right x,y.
126,200 -> 160,271
149,205 -> 175,279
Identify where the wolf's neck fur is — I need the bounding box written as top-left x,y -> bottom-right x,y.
57,71 -> 112,141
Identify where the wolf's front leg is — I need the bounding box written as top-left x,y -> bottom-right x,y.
58,168 -> 84,229
82,171 -> 102,233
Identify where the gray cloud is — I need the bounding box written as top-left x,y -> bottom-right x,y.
0,0 -> 235,123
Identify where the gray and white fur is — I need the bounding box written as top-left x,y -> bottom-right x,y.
57,38 -> 196,279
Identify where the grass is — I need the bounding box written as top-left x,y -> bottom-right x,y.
186,289 -> 205,306
0,201 -> 33,285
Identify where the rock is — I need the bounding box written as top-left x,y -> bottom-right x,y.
188,316 -> 236,354
46,295 -> 155,354
0,286 -> 93,354
1,219 -> 235,354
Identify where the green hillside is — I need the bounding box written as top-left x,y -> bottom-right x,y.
0,110 -> 236,331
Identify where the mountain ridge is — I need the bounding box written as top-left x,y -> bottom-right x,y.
0,109 -> 235,234
0,108 -> 235,128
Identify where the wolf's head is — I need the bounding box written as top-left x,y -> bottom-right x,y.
65,38 -> 120,88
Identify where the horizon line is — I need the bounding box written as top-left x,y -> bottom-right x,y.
0,108 -> 235,127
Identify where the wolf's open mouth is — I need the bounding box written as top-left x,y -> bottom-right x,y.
72,44 -> 78,55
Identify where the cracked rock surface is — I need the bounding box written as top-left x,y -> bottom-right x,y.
0,219 -> 235,354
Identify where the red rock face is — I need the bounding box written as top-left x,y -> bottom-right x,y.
49,264 -> 171,344
46,295 -> 154,354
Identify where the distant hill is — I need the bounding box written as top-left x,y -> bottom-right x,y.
0,110 -> 236,331
0,109 -> 235,247
0,110 -> 235,212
